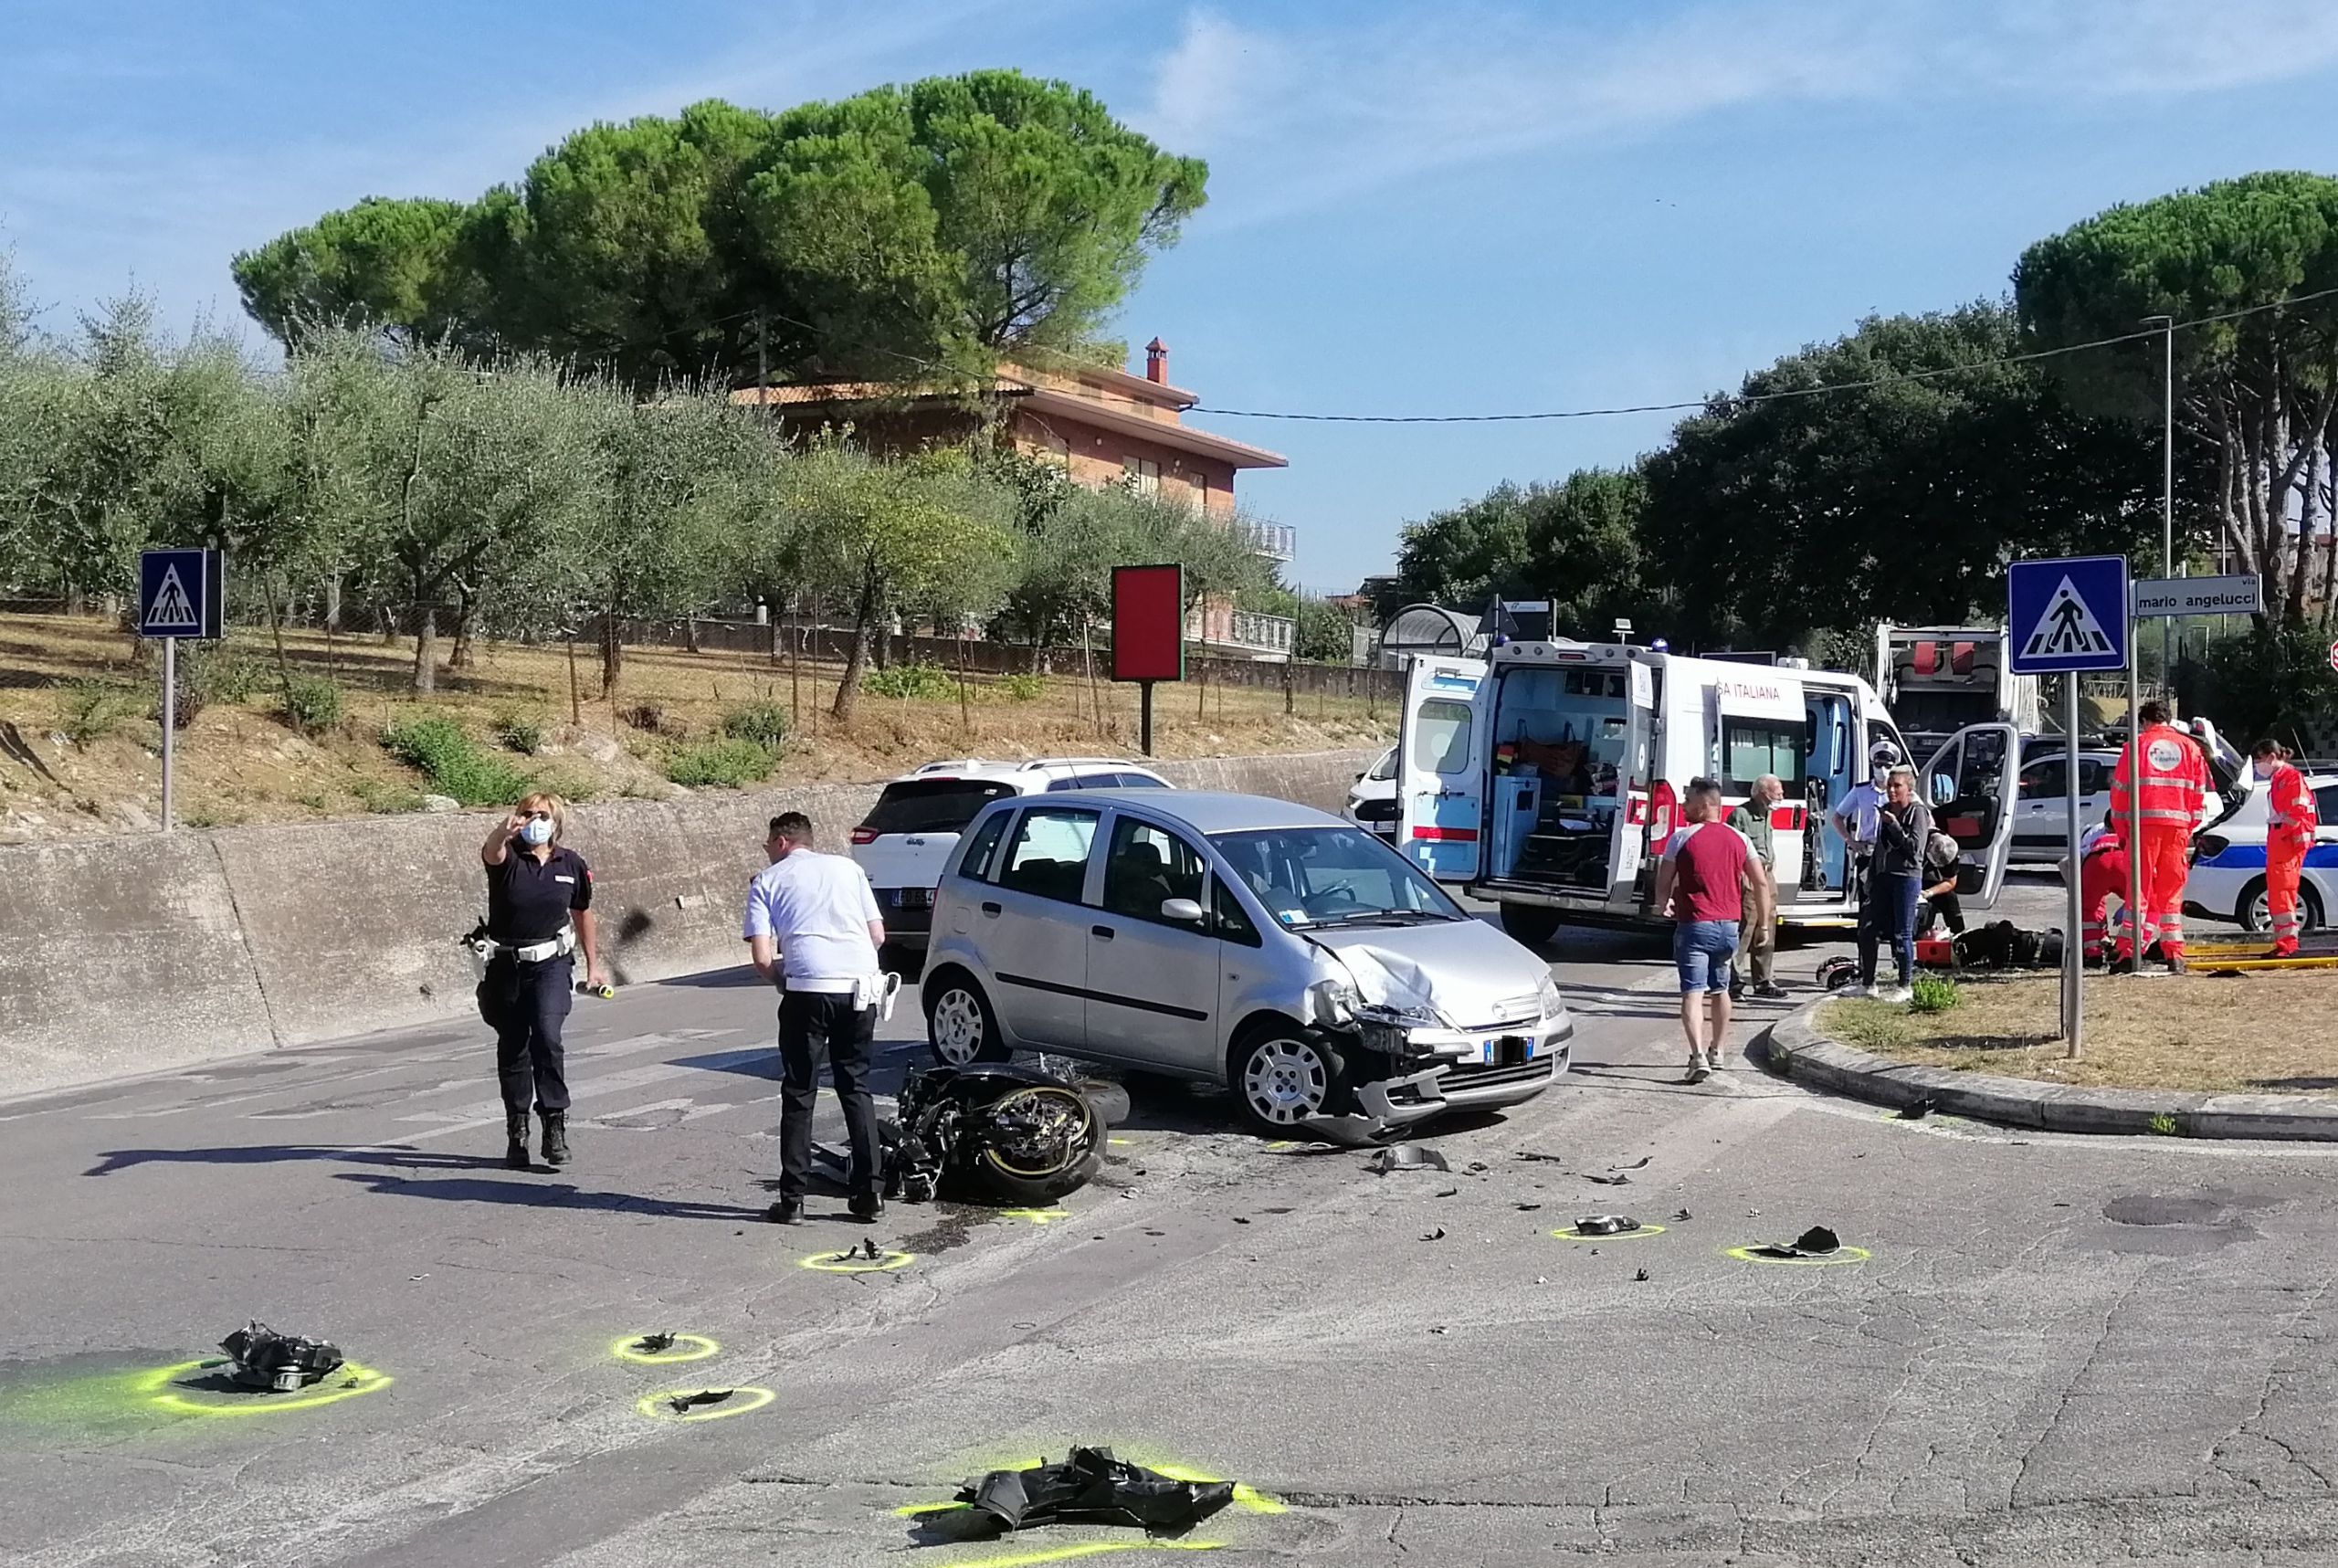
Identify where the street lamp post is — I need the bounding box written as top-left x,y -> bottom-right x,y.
2143,314 -> 2175,695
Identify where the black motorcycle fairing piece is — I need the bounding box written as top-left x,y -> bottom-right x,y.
957,1446 -> 1236,1532
880,1063 -> 1103,1205
219,1321 -> 344,1392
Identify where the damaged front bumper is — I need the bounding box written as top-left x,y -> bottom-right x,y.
1299,1012 -> 1574,1144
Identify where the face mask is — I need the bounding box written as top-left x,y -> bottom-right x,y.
521,817 -> 554,847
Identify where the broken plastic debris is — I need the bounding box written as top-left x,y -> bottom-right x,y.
1671,1208 -> 1693,1223
633,1331 -> 677,1354
219,1322 -> 344,1393
667,1389 -> 734,1413
1573,1215 -> 1641,1237
1633,1268 -> 1650,1282
1515,1149 -> 1564,1163
1420,1226 -> 1447,1241
1369,1143 -> 1451,1174
1434,1186 -> 1459,1198
1580,1173 -> 1631,1186
956,1446 -> 1235,1532
1611,1155 -> 1653,1172
1751,1226 -> 1842,1259
827,1238 -> 887,1265
1515,1203 -> 1543,1212
1896,1097 -> 1936,1121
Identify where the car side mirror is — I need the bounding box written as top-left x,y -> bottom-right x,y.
1931,775 -> 1956,806
1160,898 -> 1206,923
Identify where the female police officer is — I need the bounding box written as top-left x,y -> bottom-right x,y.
479,792 -> 607,1171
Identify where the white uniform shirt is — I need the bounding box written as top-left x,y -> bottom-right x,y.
2077,824 -> 2117,858
742,849 -> 882,994
1835,781 -> 1886,846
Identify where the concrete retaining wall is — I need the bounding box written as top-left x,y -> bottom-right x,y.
0,747 -> 1379,1100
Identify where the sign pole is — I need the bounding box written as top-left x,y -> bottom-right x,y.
1139,679 -> 1154,757
161,636 -> 176,833
2062,673 -> 2083,1058
2126,618 -> 2143,972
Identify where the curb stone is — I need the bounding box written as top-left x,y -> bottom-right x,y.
1752,1001 -> 2338,1142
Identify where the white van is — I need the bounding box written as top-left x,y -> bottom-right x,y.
1395,641 -> 2022,943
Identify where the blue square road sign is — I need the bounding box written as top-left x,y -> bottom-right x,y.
2007,554 -> 2127,676
137,548 -> 225,639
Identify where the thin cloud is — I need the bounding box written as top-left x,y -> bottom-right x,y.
1140,1 -> 2338,228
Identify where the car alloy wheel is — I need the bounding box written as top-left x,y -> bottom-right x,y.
1239,1035 -> 1332,1127
929,985 -> 990,1067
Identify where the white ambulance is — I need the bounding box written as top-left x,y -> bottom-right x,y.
1395,640 -> 2023,943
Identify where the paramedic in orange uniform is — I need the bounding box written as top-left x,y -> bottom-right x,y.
2070,815 -> 2128,966
2254,739 -> 2319,957
2110,699 -> 2208,973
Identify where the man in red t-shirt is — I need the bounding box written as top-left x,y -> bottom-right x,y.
1653,778 -> 1775,1082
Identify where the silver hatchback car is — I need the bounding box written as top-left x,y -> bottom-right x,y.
921,790 -> 1572,1138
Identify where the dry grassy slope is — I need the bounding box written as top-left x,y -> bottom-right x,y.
0,614 -> 1394,843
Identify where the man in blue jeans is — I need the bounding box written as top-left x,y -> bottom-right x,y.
1653,778 -> 1775,1082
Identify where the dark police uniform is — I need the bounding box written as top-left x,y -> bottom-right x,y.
479,845 -> 593,1116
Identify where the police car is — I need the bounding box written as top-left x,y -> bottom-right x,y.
2185,772 -> 2338,933
850,758 -> 1173,952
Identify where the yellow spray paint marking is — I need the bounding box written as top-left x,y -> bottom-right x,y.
1108,1137 -> 1137,1146
611,1333 -> 719,1364
1000,1208 -> 1073,1226
940,1542 -> 1223,1567
1723,1244 -> 1874,1268
798,1247 -> 916,1274
633,1386 -> 776,1423
138,1358 -> 393,1418
1548,1223 -> 1668,1244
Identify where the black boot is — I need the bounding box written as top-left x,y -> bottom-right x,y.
504,1110 -> 532,1171
540,1109 -> 571,1168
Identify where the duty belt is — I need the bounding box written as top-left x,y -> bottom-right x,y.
464,925 -> 576,964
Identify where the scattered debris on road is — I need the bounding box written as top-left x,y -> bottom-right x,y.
1421,1226 -> 1447,1241
1752,1226 -> 1842,1259
667,1389 -> 734,1414
1896,1098 -> 1937,1121
1580,1172 -> 1632,1186
1671,1208 -> 1693,1223
1369,1143 -> 1451,1175
219,1322 -> 343,1393
1634,1268 -> 1650,1282
956,1447 -> 1235,1533
1612,1155 -> 1653,1172
1573,1215 -> 1641,1237
631,1331 -> 676,1355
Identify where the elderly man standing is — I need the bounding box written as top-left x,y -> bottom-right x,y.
1726,774 -> 1788,1001
743,811 -> 889,1226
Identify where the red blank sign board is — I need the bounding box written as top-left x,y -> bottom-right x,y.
1112,564 -> 1185,682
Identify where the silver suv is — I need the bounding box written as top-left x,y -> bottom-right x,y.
851,757 -> 1171,952
921,789 -> 1571,1138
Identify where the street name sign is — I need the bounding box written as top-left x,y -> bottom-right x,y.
2131,574 -> 2262,618
2007,554 -> 2128,676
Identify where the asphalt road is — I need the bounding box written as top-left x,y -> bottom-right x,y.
7,875 -> 2337,1567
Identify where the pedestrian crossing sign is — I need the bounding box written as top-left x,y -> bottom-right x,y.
137,548 -> 225,639
2007,554 -> 2127,675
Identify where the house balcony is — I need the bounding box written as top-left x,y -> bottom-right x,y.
1236,521 -> 1297,563
1217,609 -> 1296,658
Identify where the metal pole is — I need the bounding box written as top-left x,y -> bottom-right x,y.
2063,674 -> 2083,1057
1139,679 -> 1154,756
2126,624 -> 2143,972
2147,314 -> 2176,698
161,637 -> 176,833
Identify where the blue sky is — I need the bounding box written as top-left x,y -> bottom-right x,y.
9,1 -> 2338,592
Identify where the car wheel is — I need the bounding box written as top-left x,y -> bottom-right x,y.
1230,1026 -> 1343,1137
924,973 -> 1010,1066
2238,877 -> 2324,936
1499,902 -> 1562,947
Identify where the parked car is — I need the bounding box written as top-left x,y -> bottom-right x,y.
2010,747 -> 2118,865
2186,772 -> 2338,933
850,758 -> 1172,952
1343,744 -> 1399,839
921,789 -> 1572,1138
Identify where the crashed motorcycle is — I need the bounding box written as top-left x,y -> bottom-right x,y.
873,1063 -> 1104,1206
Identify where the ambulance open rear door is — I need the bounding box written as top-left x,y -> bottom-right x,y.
1396,655 -> 1490,883
1920,721 -> 2020,906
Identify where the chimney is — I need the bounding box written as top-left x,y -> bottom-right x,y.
1144,337 -> 1169,384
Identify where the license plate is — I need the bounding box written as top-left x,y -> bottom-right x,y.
894,888 -> 931,910
1480,1035 -> 1534,1064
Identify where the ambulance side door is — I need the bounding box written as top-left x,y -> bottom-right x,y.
1607,658 -> 1658,906
1920,721 -> 2020,906
1396,655 -> 1490,882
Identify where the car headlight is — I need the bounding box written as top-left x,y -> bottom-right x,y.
1304,976 -> 1359,1026
1536,973 -> 1565,1019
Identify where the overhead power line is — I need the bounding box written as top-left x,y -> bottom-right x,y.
1185,285 -> 2338,425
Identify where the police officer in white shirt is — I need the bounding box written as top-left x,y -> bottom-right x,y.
742,810 -> 889,1225
1830,739 -> 1902,984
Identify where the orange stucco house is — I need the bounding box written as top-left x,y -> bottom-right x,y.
733,340 -> 1295,654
